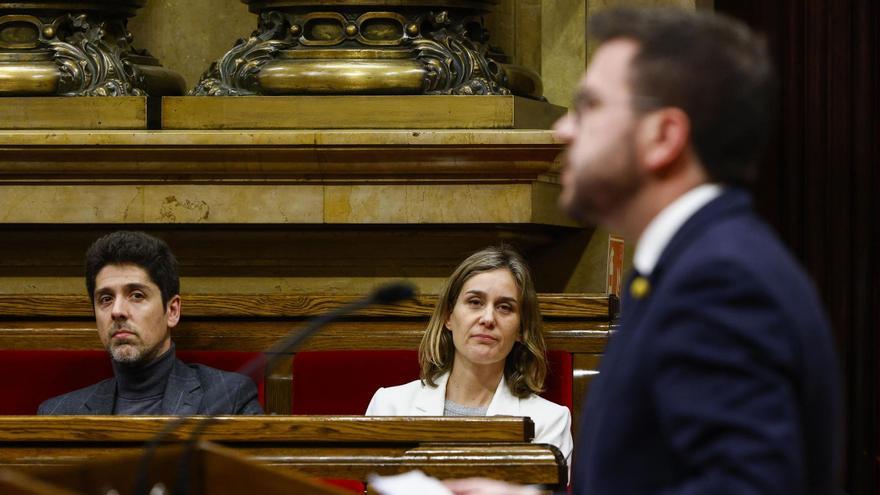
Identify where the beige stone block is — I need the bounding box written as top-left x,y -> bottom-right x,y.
541,0 -> 587,107
0,186 -> 145,223
0,97 -> 146,130
531,181 -> 580,227
0,185 -> 326,224
128,0 -> 256,89
516,0 -> 543,74
325,184 -> 534,224
487,0 -> 516,64
324,185 -> 409,224
142,186 -> 324,224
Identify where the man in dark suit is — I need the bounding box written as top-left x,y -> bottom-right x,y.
445,7 -> 840,495
39,231 -> 262,415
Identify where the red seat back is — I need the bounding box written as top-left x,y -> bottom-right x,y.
0,350 -> 264,415
290,350 -> 573,414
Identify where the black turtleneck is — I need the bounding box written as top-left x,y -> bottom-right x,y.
112,342 -> 176,414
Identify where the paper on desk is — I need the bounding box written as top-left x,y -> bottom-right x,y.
368,470 -> 454,495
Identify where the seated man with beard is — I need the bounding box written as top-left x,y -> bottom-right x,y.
39,231 -> 262,415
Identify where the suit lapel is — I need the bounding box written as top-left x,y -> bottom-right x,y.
413,372 -> 448,415
618,190 -> 751,337
161,359 -> 203,415
651,188 -> 751,283
485,375 -> 520,416
83,378 -> 117,414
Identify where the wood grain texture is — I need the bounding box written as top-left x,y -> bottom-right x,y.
31,442 -> 353,495
0,416 -> 532,443
266,356 -> 294,415
5,444 -> 563,488
0,419 -> 563,487
0,322 -> 611,352
0,129 -> 563,181
571,353 -> 604,436
0,468 -> 79,495
162,96 -> 565,130
0,98 -> 147,130
0,293 -> 611,319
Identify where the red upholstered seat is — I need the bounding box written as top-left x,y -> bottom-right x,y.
290,350 -> 573,414
0,350 -> 265,415
0,350 -> 111,415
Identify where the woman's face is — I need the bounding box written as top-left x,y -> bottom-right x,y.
446,268 -> 522,370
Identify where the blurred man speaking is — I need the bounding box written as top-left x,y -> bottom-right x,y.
446,8 -> 840,495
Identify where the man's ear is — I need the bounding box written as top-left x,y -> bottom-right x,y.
165,295 -> 181,329
638,107 -> 691,174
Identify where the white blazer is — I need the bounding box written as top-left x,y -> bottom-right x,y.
366,372 -> 573,466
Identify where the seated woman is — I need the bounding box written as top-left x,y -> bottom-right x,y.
366,246 -> 572,465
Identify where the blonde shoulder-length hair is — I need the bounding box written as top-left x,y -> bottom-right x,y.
418,246 -> 547,398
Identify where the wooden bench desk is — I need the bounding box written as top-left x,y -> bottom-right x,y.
0,416 -> 567,488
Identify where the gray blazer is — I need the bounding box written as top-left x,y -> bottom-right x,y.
37,358 -> 263,415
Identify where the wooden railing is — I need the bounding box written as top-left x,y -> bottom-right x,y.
0,416 -> 566,488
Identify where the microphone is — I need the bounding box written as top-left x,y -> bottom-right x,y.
252,281 -> 417,378
134,282 -> 418,495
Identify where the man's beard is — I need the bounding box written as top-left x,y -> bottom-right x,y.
107,324 -> 152,366
561,131 -> 642,226
109,341 -> 147,365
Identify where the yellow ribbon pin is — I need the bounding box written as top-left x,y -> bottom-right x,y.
630,276 -> 651,299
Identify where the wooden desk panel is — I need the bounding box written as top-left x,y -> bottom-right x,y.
0,417 -> 565,488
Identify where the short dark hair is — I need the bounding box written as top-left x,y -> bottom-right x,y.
85,231 -> 180,307
590,8 -> 776,185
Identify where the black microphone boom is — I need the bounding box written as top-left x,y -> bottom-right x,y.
134,281 -> 417,495
244,281 -> 417,379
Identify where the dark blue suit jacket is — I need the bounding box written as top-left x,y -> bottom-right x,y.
573,189 -> 841,495
37,357 -> 263,415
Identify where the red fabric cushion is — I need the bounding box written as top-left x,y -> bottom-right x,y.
290,350 -> 574,415
544,350 -> 574,410
0,350 -> 264,415
291,350 -> 420,415
322,479 -> 366,493
0,350 -> 111,415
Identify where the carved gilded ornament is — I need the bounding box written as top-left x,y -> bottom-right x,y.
191,1 -> 536,97
0,1 -> 183,96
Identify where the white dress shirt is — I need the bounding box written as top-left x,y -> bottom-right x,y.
633,184 -> 724,276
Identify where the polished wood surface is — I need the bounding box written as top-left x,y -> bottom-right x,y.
0,320 -> 610,352
31,441 -> 352,495
0,98 -> 147,130
0,293 -> 610,319
0,416 -> 532,443
0,469 -> 78,495
163,96 -> 565,130
0,417 -> 565,488
0,129 -> 562,180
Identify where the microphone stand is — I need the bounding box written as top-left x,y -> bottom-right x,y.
133,282 -> 417,495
